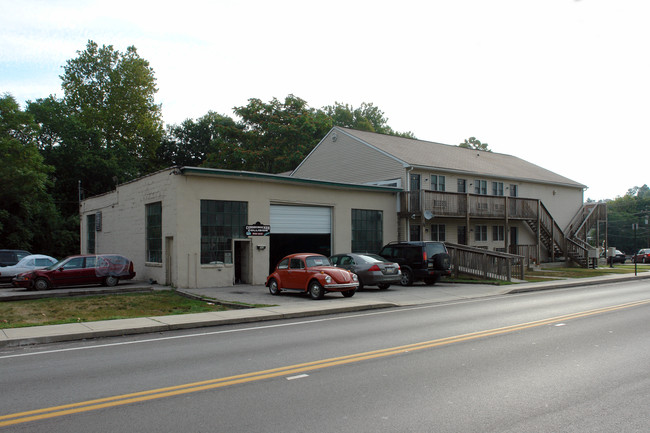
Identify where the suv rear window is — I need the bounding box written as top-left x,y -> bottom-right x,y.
425,243 -> 447,257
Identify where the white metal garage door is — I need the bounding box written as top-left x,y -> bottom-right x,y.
270,205 -> 331,234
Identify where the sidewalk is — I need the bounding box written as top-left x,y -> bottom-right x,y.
2,272 -> 649,348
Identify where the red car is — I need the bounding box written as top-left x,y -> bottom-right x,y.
12,254 -> 136,291
266,253 -> 359,299
633,248 -> 650,264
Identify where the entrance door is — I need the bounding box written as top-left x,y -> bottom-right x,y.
234,239 -> 251,284
457,226 -> 467,245
165,237 -> 173,286
510,226 -> 518,247
409,173 -> 421,212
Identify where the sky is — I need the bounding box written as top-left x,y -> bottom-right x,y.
1,0 -> 648,201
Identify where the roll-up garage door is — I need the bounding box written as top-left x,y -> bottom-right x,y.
270,205 -> 331,234
268,205 -> 332,273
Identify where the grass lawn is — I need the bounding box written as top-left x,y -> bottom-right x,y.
0,290 -> 231,329
526,264 -> 645,280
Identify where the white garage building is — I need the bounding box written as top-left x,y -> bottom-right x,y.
79,167 -> 399,289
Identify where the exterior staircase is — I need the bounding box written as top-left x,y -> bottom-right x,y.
523,201 -> 606,267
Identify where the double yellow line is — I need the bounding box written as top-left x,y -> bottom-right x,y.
2,299 -> 649,427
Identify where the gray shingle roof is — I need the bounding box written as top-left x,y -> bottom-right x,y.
337,127 -> 585,188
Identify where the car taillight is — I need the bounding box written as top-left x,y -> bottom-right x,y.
423,251 -> 428,262
368,265 -> 381,271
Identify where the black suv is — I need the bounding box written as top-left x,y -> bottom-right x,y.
378,241 -> 451,286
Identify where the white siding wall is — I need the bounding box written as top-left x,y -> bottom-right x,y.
292,130 -> 405,184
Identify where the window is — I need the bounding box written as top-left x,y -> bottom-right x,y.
492,182 -> 504,196
493,225 -> 505,241
474,180 -> 487,195
474,225 -> 488,242
86,214 -> 95,254
352,209 -> 383,253
201,200 -> 248,264
431,175 -> 446,191
509,184 -> 518,197
146,202 -> 162,263
457,179 -> 467,193
431,224 -> 446,241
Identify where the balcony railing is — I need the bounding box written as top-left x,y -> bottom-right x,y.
400,190 -> 538,220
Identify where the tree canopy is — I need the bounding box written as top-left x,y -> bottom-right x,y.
603,185 -> 650,254
0,94 -> 73,255
459,136 -> 491,152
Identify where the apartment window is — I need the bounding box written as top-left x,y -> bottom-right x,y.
146,202 -> 162,263
474,225 -> 488,242
431,224 -> 446,242
86,214 -> 95,254
457,179 -> 467,193
492,182 -> 504,196
509,184 -> 518,197
474,180 -> 487,195
352,209 -> 383,253
492,225 -> 505,241
431,175 -> 446,192
200,200 -> 248,264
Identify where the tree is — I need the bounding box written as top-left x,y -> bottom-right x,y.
60,40 -> 164,176
605,185 -> 650,254
159,111 -> 242,168
222,95 -> 333,173
0,94 -> 72,256
459,137 -> 491,152
323,102 -> 415,138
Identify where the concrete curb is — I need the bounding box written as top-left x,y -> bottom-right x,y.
506,272 -> 650,293
0,300 -> 395,348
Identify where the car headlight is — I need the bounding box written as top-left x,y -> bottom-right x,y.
351,273 -> 358,282
324,275 -> 332,283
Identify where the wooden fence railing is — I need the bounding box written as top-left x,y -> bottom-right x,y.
446,242 -> 525,282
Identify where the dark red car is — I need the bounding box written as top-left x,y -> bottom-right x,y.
266,253 -> 359,299
633,248 -> 650,264
12,254 -> 136,291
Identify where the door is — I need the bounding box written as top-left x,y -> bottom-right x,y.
409,173 -> 421,212
234,239 -> 251,284
165,237 -> 173,286
285,257 -> 307,289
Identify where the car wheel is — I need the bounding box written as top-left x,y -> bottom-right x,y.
268,279 -> 281,296
377,283 -> 390,290
400,268 -> 413,286
309,281 -> 325,300
342,289 -> 355,297
357,279 -> 364,291
104,276 -> 119,287
33,278 -> 50,291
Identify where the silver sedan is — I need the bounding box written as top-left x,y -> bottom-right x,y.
0,254 -> 58,284
330,253 -> 401,290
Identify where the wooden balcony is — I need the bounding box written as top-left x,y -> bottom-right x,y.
398,190 -> 538,220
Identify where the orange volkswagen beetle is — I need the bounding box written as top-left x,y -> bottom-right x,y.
266,253 -> 358,300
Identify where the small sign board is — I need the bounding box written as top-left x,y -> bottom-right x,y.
245,222 -> 271,236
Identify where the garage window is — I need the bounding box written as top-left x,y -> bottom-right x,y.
352,209 -> 383,253
201,200 -> 248,264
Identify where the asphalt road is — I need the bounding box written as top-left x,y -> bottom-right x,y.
1,279 -> 649,432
